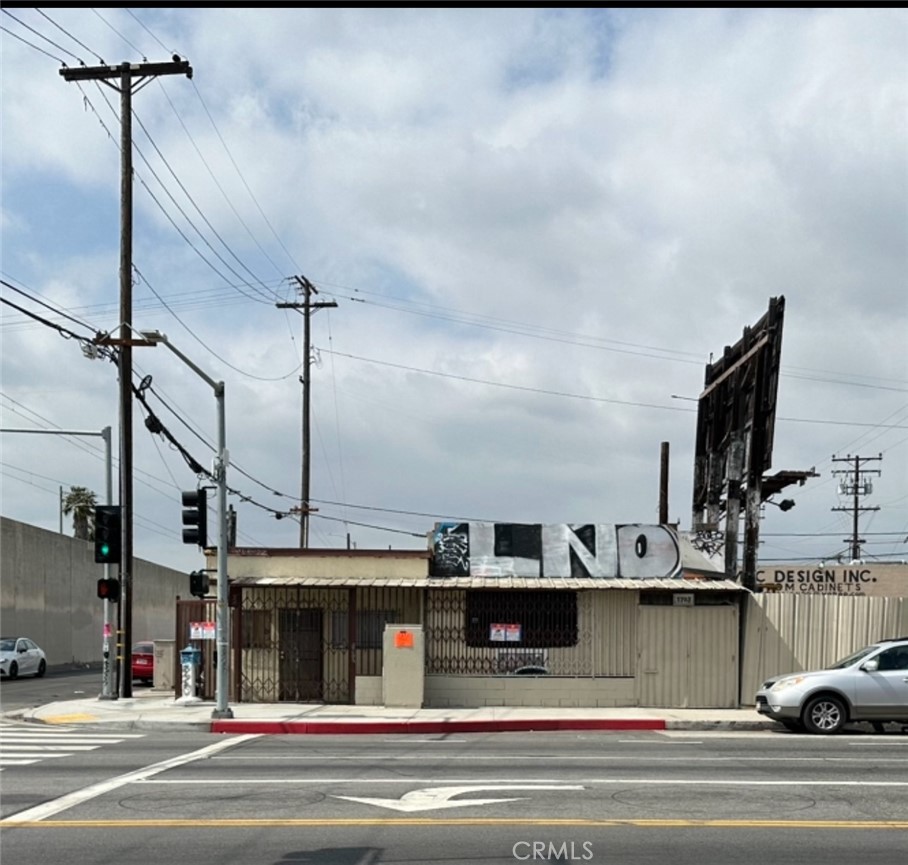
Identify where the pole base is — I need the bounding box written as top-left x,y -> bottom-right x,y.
98,694 -> 119,701
210,707 -> 234,719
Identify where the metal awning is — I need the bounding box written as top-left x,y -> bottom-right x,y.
228,575 -> 746,591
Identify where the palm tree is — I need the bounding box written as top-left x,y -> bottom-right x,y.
62,486 -> 98,540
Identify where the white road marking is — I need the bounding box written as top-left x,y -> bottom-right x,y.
138,776 -> 908,787
0,722 -> 147,771
0,734 -> 261,823
334,784 -> 584,813
381,739 -> 468,743
210,753 -> 908,763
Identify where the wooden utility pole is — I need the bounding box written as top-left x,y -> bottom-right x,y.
61,58 -> 192,697
276,276 -> 336,547
832,454 -> 882,560
659,442 -> 670,524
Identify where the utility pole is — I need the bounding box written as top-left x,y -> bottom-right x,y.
61,58 -> 192,697
831,454 -> 881,561
276,275 -> 336,547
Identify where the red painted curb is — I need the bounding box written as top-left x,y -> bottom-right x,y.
210,718 -> 667,735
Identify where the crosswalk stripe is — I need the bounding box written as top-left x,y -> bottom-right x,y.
0,720 -> 143,772
1,736 -> 136,743
0,752 -> 68,759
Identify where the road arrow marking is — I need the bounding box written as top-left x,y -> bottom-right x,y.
334,784 -> 583,813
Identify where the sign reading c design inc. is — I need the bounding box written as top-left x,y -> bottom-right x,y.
755,564 -> 908,597
430,522 -> 681,579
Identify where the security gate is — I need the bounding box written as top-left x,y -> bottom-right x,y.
278,609 -> 323,701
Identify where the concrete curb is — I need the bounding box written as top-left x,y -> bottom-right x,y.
4,705 -> 777,735
209,718 -> 671,735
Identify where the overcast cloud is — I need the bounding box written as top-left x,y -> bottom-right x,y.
1,7 -> 906,575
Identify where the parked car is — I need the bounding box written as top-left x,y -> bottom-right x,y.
0,637 -> 47,679
755,637 -> 908,734
131,641 -> 155,684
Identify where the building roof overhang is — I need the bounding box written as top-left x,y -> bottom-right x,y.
227,575 -> 747,591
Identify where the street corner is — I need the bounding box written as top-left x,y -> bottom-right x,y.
40,712 -> 100,725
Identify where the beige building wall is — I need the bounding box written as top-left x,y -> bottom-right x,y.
740,592 -> 908,701
425,675 -> 635,708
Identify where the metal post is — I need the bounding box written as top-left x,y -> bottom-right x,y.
212,380 -> 232,718
139,332 -> 233,718
0,426 -> 116,698
100,425 -> 115,699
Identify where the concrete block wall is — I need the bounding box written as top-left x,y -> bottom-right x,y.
425,675 -> 636,708
1,517 -> 187,668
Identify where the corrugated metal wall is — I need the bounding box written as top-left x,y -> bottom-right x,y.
741,593 -> 908,700
591,590 -> 637,676
636,604 -> 739,708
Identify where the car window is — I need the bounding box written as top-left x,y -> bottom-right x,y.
24,639 -> 37,650
876,647 -> 908,671
829,646 -> 877,669
133,643 -> 153,653
0,639 -> 15,652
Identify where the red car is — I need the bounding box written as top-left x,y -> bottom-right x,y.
131,641 -> 155,684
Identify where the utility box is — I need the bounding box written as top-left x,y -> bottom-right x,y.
382,624 -> 424,708
153,639 -> 175,691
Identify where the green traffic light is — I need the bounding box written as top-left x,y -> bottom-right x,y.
100,543 -> 110,557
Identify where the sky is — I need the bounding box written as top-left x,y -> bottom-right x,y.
1,7 -> 906,577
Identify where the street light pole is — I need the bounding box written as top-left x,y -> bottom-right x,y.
0,426 -> 116,698
140,332 -> 233,719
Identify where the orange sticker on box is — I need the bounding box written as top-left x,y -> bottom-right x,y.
394,630 -> 414,648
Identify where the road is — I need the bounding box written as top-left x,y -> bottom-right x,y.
1,722 -> 907,865
0,666 -> 148,714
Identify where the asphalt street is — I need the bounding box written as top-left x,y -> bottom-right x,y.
2,725 -> 907,865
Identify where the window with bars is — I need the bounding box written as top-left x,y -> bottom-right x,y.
329,610 -> 399,649
241,609 -> 273,649
464,590 -> 578,648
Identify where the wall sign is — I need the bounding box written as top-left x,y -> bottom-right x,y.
431,522 -> 681,579
755,564 -> 908,597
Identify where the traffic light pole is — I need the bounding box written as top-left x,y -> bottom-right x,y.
0,426 -> 117,699
140,331 -> 233,719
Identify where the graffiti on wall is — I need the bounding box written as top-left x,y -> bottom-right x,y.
430,523 -> 682,579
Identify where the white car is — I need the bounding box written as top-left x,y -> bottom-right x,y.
0,637 -> 47,680
755,637 -> 908,734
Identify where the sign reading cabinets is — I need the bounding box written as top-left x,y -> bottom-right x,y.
756,564 -> 908,597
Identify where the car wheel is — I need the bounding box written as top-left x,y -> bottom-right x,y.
781,719 -> 805,733
36,659 -> 46,678
802,694 -> 847,734
8,661 -> 18,680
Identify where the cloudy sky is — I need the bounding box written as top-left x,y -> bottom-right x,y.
1,7 -> 906,576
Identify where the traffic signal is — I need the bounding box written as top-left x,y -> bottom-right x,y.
94,505 -> 122,564
97,578 -> 120,602
181,489 -> 208,547
189,570 -> 210,598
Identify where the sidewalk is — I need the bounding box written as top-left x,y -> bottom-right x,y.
4,688 -> 774,734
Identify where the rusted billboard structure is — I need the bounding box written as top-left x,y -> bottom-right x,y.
690,296 -> 814,589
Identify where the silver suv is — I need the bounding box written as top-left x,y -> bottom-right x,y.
755,637 -> 908,734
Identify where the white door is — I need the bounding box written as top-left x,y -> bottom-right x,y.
15,640 -> 35,675
852,646 -> 908,717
